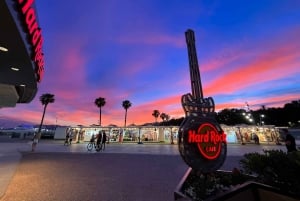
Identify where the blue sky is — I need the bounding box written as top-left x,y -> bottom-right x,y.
2,0 -> 300,127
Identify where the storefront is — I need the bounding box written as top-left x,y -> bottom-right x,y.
222,124 -> 282,144
0,0 -> 44,108
54,126 -> 179,144
54,125 -> 282,145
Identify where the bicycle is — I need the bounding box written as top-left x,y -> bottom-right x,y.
87,141 -> 97,151
87,141 -> 102,152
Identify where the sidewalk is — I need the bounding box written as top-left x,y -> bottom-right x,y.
0,143 -> 27,198
0,141 -> 287,199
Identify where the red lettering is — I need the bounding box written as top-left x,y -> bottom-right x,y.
188,130 -> 196,143
204,131 -> 209,142
206,146 -> 216,152
18,0 -> 44,82
25,8 -> 36,33
32,28 -> 41,46
187,123 -> 227,160
29,21 -> 38,35
198,135 -> 203,143
222,134 -> 226,143
188,129 -> 226,144
34,37 -> 43,52
36,65 -> 44,82
210,130 -> 216,144
34,51 -> 42,62
19,0 -> 34,14
25,8 -> 38,35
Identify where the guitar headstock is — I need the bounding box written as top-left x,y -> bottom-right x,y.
181,93 -> 215,118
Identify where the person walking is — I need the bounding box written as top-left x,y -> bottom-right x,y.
31,132 -> 39,152
102,131 -> 107,151
283,129 -> 297,153
69,129 -> 74,145
96,131 -> 102,151
253,134 -> 260,145
64,128 -> 70,146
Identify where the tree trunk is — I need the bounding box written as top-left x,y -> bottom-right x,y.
124,109 -> 127,127
38,104 -> 48,137
99,107 -> 102,126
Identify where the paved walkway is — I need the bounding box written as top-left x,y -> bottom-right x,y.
0,140 -> 288,200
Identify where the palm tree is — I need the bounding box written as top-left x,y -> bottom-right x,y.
152,110 -> 160,125
160,112 -> 167,125
94,97 -> 106,126
38,93 -> 55,136
165,114 -> 170,122
122,100 -> 132,127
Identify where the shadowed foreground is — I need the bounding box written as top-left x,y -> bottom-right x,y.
1,151 -> 243,201
1,153 -> 189,201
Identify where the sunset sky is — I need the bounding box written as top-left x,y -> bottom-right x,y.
2,0 -> 300,127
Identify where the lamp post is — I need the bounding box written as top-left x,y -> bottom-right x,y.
169,127 -> 175,145
137,127 -> 143,144
77,125 -> 83,143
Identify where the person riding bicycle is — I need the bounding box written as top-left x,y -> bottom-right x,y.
87,134 -> 97,151
90,134 -> 95,143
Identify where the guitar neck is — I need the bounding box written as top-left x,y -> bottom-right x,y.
185,29 -> 203,100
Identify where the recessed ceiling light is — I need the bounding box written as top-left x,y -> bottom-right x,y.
11,67 -> 19,71
0,46 -> 8,52
20,84 -> 26,87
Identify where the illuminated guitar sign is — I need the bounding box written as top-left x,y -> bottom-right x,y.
178,29 -> 227,173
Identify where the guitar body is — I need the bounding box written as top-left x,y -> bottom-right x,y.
178,94 -> 227,172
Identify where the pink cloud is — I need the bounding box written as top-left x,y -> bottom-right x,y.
205,38 -> 300,96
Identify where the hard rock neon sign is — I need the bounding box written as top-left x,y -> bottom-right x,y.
178,30 -> 227,172
188,123 -> 226,160
17,0 -> 44,82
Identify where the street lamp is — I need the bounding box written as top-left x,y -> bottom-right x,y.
243,113 -> 253,124
260,114 -> 265,126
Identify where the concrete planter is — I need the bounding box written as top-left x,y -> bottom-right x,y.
174,168 -> 300,201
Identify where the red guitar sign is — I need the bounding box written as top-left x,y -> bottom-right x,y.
178,30 -> 227,172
